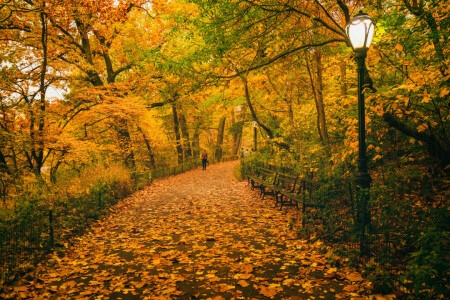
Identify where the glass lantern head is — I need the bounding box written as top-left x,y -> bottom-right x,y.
346,11 -> 375,50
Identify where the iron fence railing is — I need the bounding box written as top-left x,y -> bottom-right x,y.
150,155 -> 238,180
0,221 -> 49,284
240,160 -> 438,295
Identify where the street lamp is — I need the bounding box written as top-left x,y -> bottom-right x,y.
346,11 -> 374,256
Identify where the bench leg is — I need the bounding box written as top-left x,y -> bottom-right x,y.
261,187 -> 265,199
302,201 -> 306,228
279,195 -> 284,210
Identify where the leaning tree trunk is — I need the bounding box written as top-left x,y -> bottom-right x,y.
242,76 -> 289,150
192,122 -> 200,158
231,109 -> 243,155
384,112 -> 449,168
403,1 -> 448,77
50,150 -> 67,183
340,60 -> 347,97
215,116 -> 226,160
314,50 -> 329,144
179,113 -> 192,161
137,126 -> 156,169
0,150 -> 10,174
115,118 -> 136,171
306,56 -> 323,142
306,52 -> 329,145
288,99 -> 295,142
171,103 -> 183,164
29,10 -> 49,179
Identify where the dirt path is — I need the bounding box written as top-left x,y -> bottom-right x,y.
1,161 -> 371,299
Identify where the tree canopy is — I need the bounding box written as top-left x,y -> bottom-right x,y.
0,0 -> 448,297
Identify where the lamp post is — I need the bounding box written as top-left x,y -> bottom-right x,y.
346,11 -> 374,256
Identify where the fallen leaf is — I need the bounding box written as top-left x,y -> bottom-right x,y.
346,272 -> 364,282
242,264 -> 254,274
343,284 -> 360,292
260,286 -> 278,298
237,280 -> 249,287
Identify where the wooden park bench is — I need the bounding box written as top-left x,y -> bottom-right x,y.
247,167 -> 278,198
271,173 -> 299,209
271,171 -> 324,212
245,165 -> 326,228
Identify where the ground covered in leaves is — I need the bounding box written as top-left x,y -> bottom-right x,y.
1,161 -> 374,299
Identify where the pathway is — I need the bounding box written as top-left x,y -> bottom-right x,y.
1,161 -> 371,299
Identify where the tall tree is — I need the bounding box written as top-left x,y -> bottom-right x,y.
306,50 -> 329,145
215,116 -> 226,160
179,112 -> 192,160
171,103 -> 183,164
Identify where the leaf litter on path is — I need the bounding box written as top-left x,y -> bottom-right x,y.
1,161 -> 373,299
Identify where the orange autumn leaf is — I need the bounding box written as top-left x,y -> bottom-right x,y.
259,286 -> 279,298
346,272 -> 364,282
237,280 -> 249,287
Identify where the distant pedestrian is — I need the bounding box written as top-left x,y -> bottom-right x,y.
201,150 -> 208,170
244,149 -> 250,157
240,148 -> 244,158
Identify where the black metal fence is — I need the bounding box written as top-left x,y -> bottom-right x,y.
0,224 -> 42,279
0,212 -> 52,284
241,159 -> 447,296
150,155 -> 238,180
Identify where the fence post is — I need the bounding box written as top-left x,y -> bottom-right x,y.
302,180 -> 307,228
49,209 -> 54,248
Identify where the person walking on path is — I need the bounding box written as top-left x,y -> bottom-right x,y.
201,150 -> 208,170
244,149 -> 250,157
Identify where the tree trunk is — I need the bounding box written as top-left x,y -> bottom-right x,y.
50,150 -> 67,183
253,126 -> 258,151
137,126 -> 156,169
30,9 -> 49,179
288,100 -> 295,141
383,112 -> 449,168
403,0 -> 448,76
0,149 -> 10,174
231,109 -> 243,155
314,50 -> 329,144
235,132 -> 242,154
242,77 -> 289,150
306,52 -> 329,145
179,113 -> 192,160
306,56 -> 323,142
215,116 -> 226,160
192,123 -> 200,158
72,15 -> 137,171
340,60 -> 347,97
115,118 -> 136,171
171,103 -> 183,164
